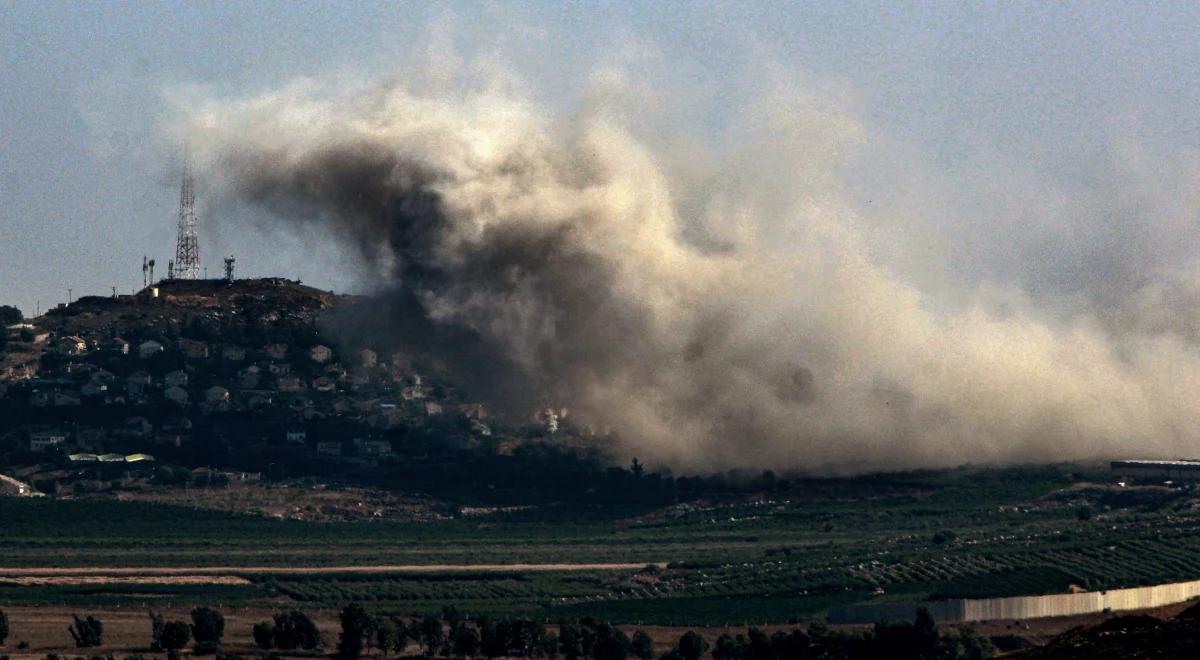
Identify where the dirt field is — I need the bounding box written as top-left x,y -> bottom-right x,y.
3,600 -> 1199,658
0,605 -> 329,658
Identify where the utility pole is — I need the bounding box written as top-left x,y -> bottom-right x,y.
67,288 -> 73,304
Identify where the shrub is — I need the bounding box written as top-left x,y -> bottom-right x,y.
631,630 -> 654,660
159,621 -> 191,651
191,607 -> 225,652
272,611 -> 319,651
932,530 -> 958,545
68,615 -> 103,648
252,622 -> 275,650
451,626 -> 480,659
677,631 -> 708,660
0,609 -> 8,646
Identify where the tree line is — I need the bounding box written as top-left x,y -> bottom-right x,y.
0,605 -> 994,660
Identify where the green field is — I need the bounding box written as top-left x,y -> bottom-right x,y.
4,463 -> 1200,625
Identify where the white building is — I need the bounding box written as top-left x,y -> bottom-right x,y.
30,430 -> 67,451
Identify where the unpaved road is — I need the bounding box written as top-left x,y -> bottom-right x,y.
0,562 -> 662,577
0,575 -> 253,585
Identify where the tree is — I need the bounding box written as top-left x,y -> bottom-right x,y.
252,622 -> 275,650
770,630 -> 810,659
375,618 -> 400,657
743,629 -> 773,660
273,610 -> 320,651
160,621 -> 192,652
452,625 -> 481,658
631,630 -> 654,660
542,631 -> 560,659
558,623 -> 582,660
0,305 -> 22,327
677,631 -> 709,660
0,609 -> 9,646
592,623 -> 630,660
913,607 -> 940,651
479,618 -> 505,658
68,614 -> 103,647
420,616 -> 444,657
149,610 -> 166,651
712,633 -> 743,660
191,607 -> 225,653
337,604 -> 374,660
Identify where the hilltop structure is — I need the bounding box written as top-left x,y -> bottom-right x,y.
173,152 -> 201,280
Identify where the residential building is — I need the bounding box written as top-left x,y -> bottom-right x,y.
179,339 -> 210,359
316,440 -> 343,456
164,370 -> 189,388
263,343 -> 288,360
103,337 -> 130,355
164,386 -> 189,405
30,430 -> 67,451
57,335 -> 88,355
205,385 -> 231,404
310,344 -> 333,363
138,340 -> 164,359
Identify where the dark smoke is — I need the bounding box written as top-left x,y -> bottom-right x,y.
184,76 -> 1200,472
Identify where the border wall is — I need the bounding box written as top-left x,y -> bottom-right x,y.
828,579 -> 1200,624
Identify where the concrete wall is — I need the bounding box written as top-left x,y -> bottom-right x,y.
828,579 -> 1200,624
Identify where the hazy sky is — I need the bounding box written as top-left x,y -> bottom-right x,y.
3,1 -> 1200,318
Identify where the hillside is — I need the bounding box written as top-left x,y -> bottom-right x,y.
0,277 -> 632,515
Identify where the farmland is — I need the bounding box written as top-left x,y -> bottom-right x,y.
5,463 -> 1200,626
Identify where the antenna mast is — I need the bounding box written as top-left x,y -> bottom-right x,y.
173,149 -> 201,279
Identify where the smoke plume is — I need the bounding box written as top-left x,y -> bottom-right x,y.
180,69 -> 1200,473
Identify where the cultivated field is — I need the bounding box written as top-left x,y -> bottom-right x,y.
4,464 -> 1200,627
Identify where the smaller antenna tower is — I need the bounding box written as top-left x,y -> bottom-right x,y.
224,255 -> 236,282
167,260 -> 175,280
148,259 -> 156,284
142,256 -> 149,288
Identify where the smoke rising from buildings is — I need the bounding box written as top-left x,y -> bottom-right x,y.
180,67 -> 1200,473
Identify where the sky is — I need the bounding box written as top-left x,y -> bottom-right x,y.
2,1 -> 1199,317
6,2 -> 1200,469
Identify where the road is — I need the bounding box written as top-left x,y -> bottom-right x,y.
0,562 -> 664,577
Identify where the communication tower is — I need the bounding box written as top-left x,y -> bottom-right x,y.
173,151 -> 201,279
